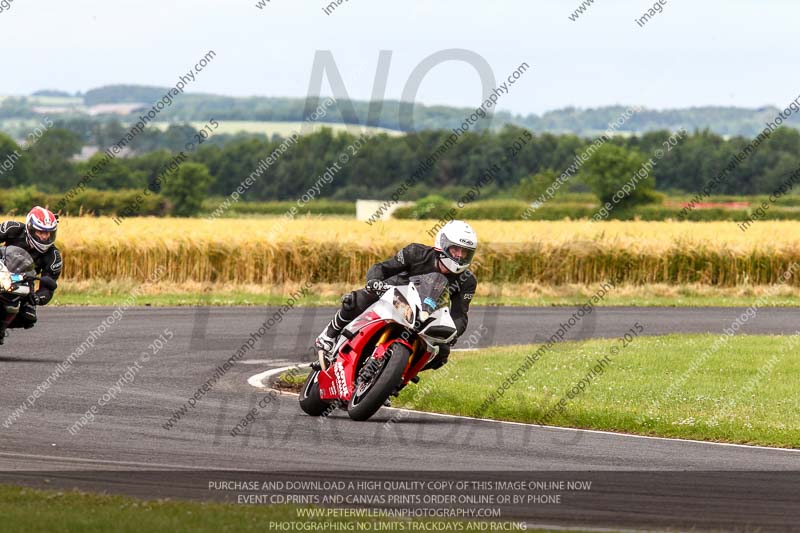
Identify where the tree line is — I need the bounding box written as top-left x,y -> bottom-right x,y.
2,123 -> 800,206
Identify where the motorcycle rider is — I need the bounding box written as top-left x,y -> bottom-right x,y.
0,206 -> 61,334
315,220 -> 478,371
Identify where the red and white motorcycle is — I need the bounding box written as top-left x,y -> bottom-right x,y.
299,272 -> 457,421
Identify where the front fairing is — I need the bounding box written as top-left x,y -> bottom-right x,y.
361,282 -> 457,347
0,246 -> 34,297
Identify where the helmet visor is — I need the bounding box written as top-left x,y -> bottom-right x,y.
446,245 -> 474,266
441,236 -> 475,267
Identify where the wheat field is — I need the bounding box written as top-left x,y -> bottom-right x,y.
42,217 -> 800,286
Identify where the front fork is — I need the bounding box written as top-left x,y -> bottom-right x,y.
355,328 -> 420,390
403,337 -> 434,380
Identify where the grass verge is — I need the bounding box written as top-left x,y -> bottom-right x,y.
0,485 -> 568,533
275,370 -> 307,392
390,334 -> 800,448
50,281 -> 800,307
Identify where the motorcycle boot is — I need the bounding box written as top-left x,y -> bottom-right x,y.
313,328 -> 337,370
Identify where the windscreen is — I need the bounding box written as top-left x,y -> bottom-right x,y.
410,272 -> 450,314
0,246 -> 35,276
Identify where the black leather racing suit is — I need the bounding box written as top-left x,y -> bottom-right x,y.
328,243 -> 477,369
0,221 -> 62,328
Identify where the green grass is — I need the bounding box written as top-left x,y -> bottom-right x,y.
0,485 -> 567,533
278,371 -> 309,387
50,291 -> 317,306
394,334 -> 800,448
275,369 -> 309,392
476,292 -> 800,308
0,485 -> 309,533
49,286 -> 800,307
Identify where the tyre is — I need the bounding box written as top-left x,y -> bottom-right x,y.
347,343 -> 411,421
299,370 -> 330,416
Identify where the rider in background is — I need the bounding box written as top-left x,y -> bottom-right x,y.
315,220 -> 478,371
0,206 -> 62,330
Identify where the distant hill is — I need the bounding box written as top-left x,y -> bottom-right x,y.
4,84 -> 799,137
32,89 -> 74,98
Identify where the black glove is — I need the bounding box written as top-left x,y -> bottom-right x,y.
365,279 -> 387,294
29,293 -> 42,306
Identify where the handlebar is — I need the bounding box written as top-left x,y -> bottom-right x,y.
0,283 -> 30,296
0,274 -> 57,295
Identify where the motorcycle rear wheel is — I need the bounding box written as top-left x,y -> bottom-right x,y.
347,343 -> 411,421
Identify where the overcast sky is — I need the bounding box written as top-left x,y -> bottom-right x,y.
1,0 -> 798,115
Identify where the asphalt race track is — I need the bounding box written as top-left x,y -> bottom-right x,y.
1,306 -> 798,531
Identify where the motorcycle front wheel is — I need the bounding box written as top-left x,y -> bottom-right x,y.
347,342 -> 411,421
299,370 -> 330,416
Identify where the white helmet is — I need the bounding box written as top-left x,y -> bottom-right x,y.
434,220 -> 477,274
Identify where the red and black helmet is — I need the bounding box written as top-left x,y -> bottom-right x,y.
25,206 -> 58,253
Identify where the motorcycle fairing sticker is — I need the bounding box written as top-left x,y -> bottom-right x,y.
333,361 -> 348,396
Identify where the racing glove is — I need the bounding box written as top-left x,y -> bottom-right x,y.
365,279 -> 387,294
